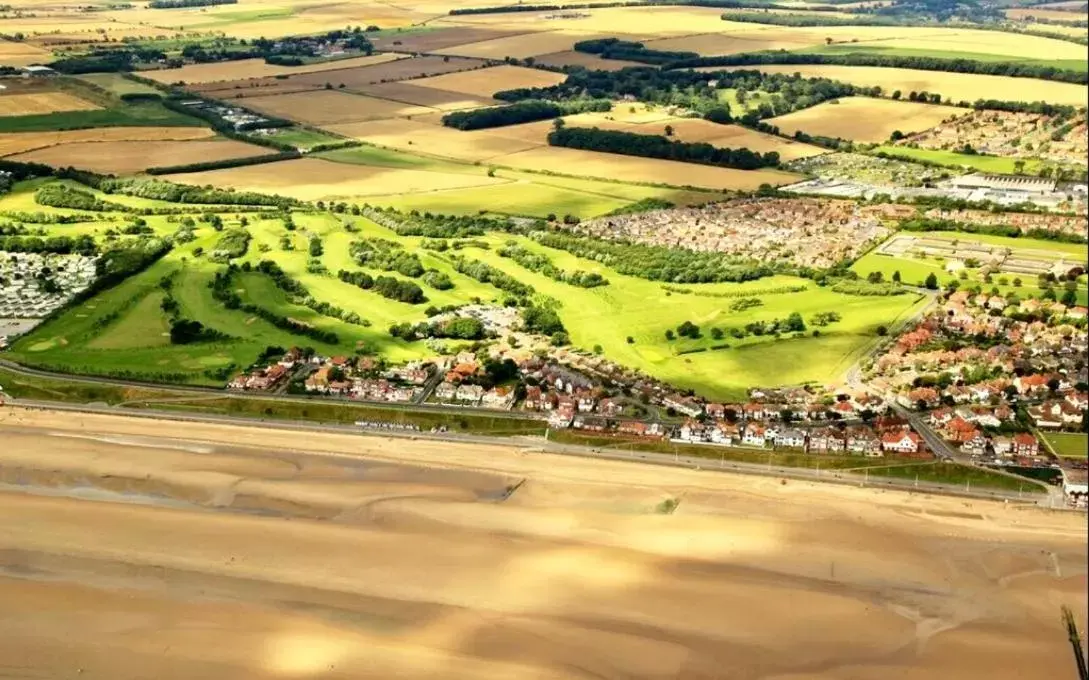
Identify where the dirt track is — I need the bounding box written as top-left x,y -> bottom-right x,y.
0,407 -> 1085,679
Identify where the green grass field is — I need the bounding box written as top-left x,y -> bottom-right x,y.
0,101 -> 203,133
75,73 -> 164,97
873,146 -> 1044,175
1042,432 -> 1088,459
317,143 -> 722,219
262,127 -> 346,151
851,231 -> 1089,305
2,179 -> 920,398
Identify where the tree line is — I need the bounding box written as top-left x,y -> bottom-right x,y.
211,266 -> 340,344
449,255 -> 536,298
149,0 -> 237,8
348,238 -> 425,278
336,269 -> 427,304
388,316 -> 487,341
441,98 -> 611,130
547,125 -> 781,169
497,242 -> 609,287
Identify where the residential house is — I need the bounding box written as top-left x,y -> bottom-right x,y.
742,423 -> 766,447
1012,433 -> 1039,457
774,428 -> 806,449
881,430 -> 922,454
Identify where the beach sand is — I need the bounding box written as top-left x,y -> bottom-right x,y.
0,407 -> 1085,679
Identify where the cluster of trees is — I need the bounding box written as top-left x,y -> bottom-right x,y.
449,255 -> 535,298
533,232 -> 779,284
497,242 -> 609,288
495,66 -> 859,125
522,304 -> 567,337
388,316 -> 487,341
669,52 -> 1087,86
169,319 -> 231,345
148,0 -> 236,8
364,207 -> 517,238
349,238 -> 425,278
573,37 -> 698,65
146,150 -> 298,176
35,185 -> 128,212
336,269 -> 426,304
548,125 -> 780,169
210,228 -> 251,262
421,270 -> 454,290
441,98 -> 611,130
0,234 -> 96,255
99,178 -> 299,209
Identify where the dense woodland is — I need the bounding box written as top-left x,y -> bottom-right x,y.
442,99 -> 611,130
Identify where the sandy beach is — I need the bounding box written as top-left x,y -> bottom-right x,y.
0,406 -> 1085,679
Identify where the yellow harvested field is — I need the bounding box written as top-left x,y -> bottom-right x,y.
412,65 -> 567,98
812,25 -> 1089,60
718,65 -> 1089,107
370,26 -> 530,52
353,82 -> 496,111
241,90 -> 434,126
0,37 -> 53,66
0,91 -> 100,117
165,157 -> 508,200
0,126 -> 215,157
141,53 -> 405,85
768,97 -> 964,143
646,31 -> 821,56
11,139 -> 273,175
1006,7 -> 1087,21
533,50 -> 644,71
433,30 -> 610,59
491,146 -> 799,190
441,5 -> 743,36
325,118 -> 543,162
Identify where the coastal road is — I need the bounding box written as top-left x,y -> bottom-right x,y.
2,399 -> 1056,507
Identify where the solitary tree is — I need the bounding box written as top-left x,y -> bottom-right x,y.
924,273 -> 939,290
892,270 -> 901,283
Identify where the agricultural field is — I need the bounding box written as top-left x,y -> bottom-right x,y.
0,90 -> 100,118
141,53 -> 405,86
240,90 -> 434,126
74,73 -> 164,97
768,97 -> 964,143
9,138 -> 274,175
431,30 -> 614,60
1,178 -> 923,399
1042,433 -> 1088,459
0,126 -> 216,157
0,37 -> 53,66
410,65 -> 568,99
718,64 -> 1089,107
165,157 -> 508,201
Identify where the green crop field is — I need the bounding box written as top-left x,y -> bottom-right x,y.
1042,432 -> 1088,459
75,73 -> 164,97
873,146 -> 1045,175
2,178 -> 922,399
261,127 -> 347,151
0,101 -> 203,133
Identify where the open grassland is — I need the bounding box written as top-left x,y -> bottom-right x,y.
10,138 -> 275,175
0,126 -> 215,157
1042,433 -> 1088,459
74,73 -> 164,97
768,97 -> 964,143
142,53 -> 405,85
240,90 -> 435,126
165,157 -> 508,201
0,91 -> 100,118
718,65 -> 1089,107
411,65 -> 567,99
873,146 -> 1043,175
4,181 -> 914,396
